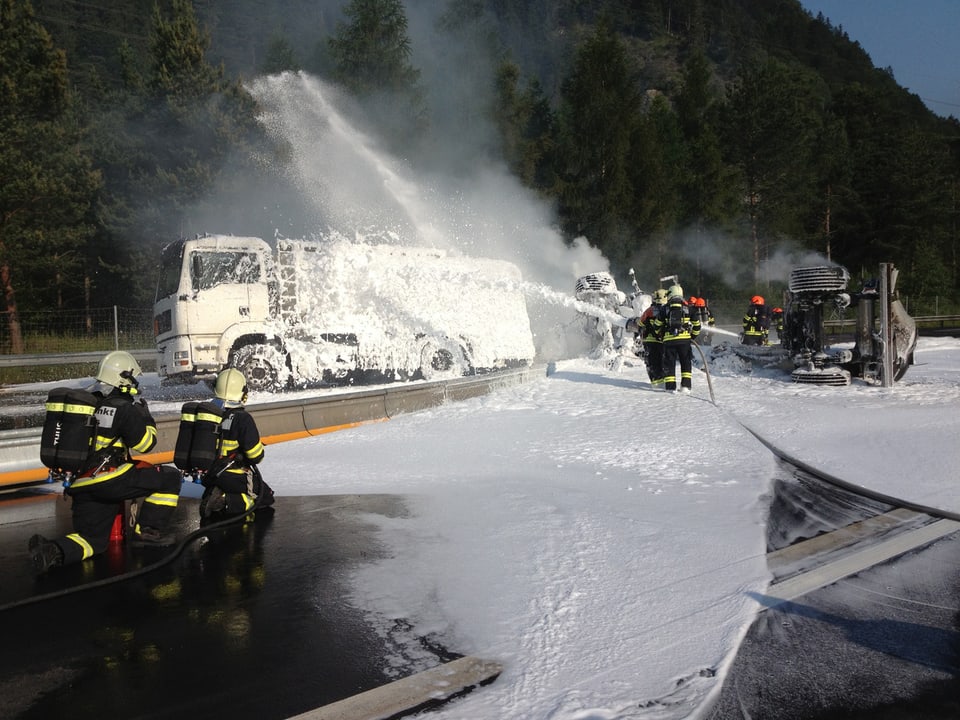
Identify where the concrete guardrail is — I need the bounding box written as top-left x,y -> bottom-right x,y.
0,365 -> 545,489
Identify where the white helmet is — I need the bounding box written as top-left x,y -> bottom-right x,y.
96,350 -> 142,389
667,284 -> 684,300
215,368 -> 248,405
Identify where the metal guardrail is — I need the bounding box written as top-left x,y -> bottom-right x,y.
0,349 -> 156,368
0,365 -> 545,489
823,314 -> 960,329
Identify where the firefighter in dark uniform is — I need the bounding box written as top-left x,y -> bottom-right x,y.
199,368 -> 274,519
741,295 -> 771,346
656,285 -> 701,393
29,351 -> 183,572
694,297 -> 715,345
772,307 -> 784,343
640,288 -> 668,388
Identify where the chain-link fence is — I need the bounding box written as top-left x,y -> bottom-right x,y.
0,307 -> 154,355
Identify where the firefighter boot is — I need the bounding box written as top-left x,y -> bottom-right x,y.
28,534 -> 64,573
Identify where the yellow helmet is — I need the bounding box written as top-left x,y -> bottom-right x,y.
653,288 -> 669,304
215,368 -> 248,405
96,350 -> 142,389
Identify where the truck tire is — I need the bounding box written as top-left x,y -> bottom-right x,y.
231,343 -> 291,391
418,338 -> 469,381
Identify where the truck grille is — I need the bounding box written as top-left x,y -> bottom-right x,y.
788,266 -> 850,294
575,272 -> 618,298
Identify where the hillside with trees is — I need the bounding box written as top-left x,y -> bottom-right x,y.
2,0 -> 958,345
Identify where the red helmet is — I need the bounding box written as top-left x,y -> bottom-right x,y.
696,298 -> 706,307
689,296 -> 698,305
751,295 -> 764,305
773,307 -> 783,313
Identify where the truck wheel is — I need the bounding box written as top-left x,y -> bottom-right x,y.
231,343 -> 290,391
419,338 -> 468,381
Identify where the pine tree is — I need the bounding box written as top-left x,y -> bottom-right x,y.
493,61 -> 556,191
720,58 -> 824,286
0,0 -> 100,351
88,0 -> 264,305
327,0 -> 427,151
262,34 -> 300,75
555,20 -> 640,264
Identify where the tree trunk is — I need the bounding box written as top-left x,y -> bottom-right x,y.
85,274 -> 92,333
824,182 -> 832,262
1,261 -> 25,354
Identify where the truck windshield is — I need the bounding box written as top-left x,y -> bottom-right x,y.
191,251 -> 261,291
156,242 -> 185,301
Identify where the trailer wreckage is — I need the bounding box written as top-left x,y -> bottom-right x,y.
722,263 -> 916,386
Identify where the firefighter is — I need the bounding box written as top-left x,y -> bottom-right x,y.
687,296 -> 715,346
198,368 -> 274,520
656,285 -> 701,393
772,307 -> 784,342
29,351 -> 183,573
741,295 -> 771,346
699,297 -> 715,327
640,288 -> 669,388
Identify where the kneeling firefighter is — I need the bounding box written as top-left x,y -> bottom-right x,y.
176,368 -> 274,520
30,351 -> 183,572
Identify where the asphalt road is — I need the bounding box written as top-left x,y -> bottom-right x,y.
0,491 -> 459,720
705,464 -> 960,719
0,462 -> 957,719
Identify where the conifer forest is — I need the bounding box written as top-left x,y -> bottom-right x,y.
2,0 -> 959,341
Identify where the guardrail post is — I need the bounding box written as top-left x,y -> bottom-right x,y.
113,306 -> 119,351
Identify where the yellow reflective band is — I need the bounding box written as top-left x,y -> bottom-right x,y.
66,402 -> 96,415
180,411 -> 197,422
66,533 -> 95,560
95,433 -> 129,452
69,462 -> 134,488
221,439 -> 239,453
196,412 -> 222,424
45,401 -> 96,416
245,442 -> 264,459
144,492 -> 179,508
242,494 -> 255,511
132,426 -> 157,453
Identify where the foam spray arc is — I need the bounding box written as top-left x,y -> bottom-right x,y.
247,71 -> 442,246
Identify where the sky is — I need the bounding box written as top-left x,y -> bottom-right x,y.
52,331 -> 950,719
798,0 -> 960,117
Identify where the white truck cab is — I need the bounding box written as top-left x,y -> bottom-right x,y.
154,235 -> 278,386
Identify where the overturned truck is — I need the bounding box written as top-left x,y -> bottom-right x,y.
781,263 -> 917,386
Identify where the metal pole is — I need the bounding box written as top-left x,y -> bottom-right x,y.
113,306 -> 119,351
879,264 -> 893,388
691,340 -> 716,406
